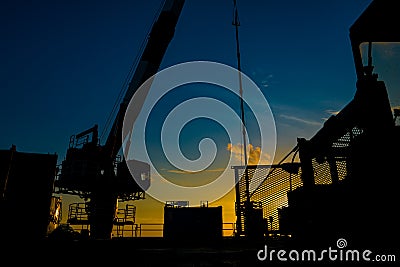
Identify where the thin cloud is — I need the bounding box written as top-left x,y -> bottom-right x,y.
251,69 -> 274,89
149,172 -> 168,184
261,80 -> 269,88
261,74 -> 274,88
166,168 -> 225,174
326,109 -> 340,116
167,170 -> 196,174
322,109 -> 340,121
391,105 -> 400,112
280,114 -> 322,126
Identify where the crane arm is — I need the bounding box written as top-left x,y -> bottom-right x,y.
104,0 -> 185,159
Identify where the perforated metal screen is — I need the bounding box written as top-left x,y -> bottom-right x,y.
233,164 -> 302,232
233,127 -> 363,233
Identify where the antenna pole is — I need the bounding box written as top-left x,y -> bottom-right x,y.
233,0 -> 250,205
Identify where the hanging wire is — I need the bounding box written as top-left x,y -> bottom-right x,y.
289,146 -> 300,192
233,0 -> 251,205
250,145 -> 299,198
100,0 -> 166,143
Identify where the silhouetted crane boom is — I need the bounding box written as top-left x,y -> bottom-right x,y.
56,0 -> 186,240
104,0 -> 185,160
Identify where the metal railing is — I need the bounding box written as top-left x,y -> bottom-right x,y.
129,222 -> 237,237
137,223 -> 164,237
223,222 -> 236,237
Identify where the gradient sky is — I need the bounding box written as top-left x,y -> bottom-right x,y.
2,0 -> 387,233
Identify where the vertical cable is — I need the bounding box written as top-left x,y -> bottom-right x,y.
233,0 -> 250,205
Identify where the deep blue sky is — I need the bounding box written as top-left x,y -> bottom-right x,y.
0,0 -> 373,162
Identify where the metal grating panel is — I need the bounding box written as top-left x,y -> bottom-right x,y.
234,165 -> 302,231
312,126 -> 363,183
234,127 -> 364,233
313,159 -> 332,185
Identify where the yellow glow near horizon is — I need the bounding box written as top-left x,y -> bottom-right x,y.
60,147 -> 292,237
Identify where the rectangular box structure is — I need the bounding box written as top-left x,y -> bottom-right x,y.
0,147 -> 58,240
163,204 -> 223,243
